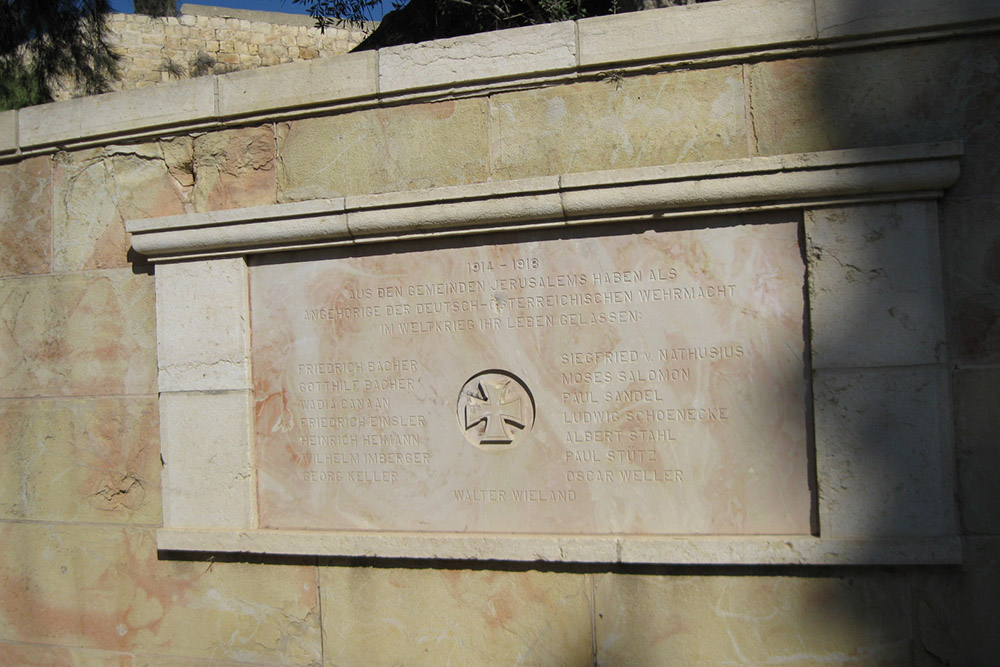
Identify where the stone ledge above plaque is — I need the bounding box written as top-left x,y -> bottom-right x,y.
131,142 -> 963,565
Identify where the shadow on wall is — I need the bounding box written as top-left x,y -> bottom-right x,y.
781,0 -> 1000,662
278,4 -> 1000,665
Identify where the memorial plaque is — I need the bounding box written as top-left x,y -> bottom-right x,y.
251,218 -> 812,535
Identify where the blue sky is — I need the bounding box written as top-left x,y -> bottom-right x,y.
110,0 -> 392,20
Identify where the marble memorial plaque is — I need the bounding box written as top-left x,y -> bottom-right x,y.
251,219 -> 812,535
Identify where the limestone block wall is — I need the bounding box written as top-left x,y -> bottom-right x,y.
55,3 -> 370,100
2,0 -> 1000,663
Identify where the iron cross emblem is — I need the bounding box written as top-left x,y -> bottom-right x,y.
458,371 -> 534,449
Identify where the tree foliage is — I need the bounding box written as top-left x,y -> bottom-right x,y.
133,0 -> 177,17
295,0 -> 601,50
0,0 -> 120,110
296,0 -> 709,52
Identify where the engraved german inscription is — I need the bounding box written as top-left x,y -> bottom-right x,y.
250,220 -> 812,534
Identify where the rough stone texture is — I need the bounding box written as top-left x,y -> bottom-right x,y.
806,202 -> 946,368
747,37 -> 1000,199
20,77 -> 215,150
0,5 -> 997,664
913,537 -> 1000,666
816,0 -> 1000,40
813,367 -> 955,539
953,368 -> 1000,535
595,571 -> 912,664
579,0 -> 816,66
379,22 -> 576,93
0,270 -> 156,398
0,397 -> 160,524
320,566 -> 592,665
276,99 -> 490,200
155,257 -> 250,392
943,197 -> 1000,364
53,9 -> 368,101
218,51 -> 377,117
189,126 -> 276,212
0,644 -> 133,666
0,156 -> 52,277
488,68 -> 747,181
159,390 -> 255,529
53,144 -> 188,272
0,523 -> 321,663
0,111 -> 15,154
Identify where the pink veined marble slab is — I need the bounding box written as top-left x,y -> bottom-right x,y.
250,217 -> 812,535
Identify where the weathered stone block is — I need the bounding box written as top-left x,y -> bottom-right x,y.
133,656 -> 252,667
380,21 -> 576,93
0,110 -> 15,154
0,397 -> 159,524
53,144 -> 187,272
748,37 -> 1000,198
0,270 -> 156,398
806,202 -> 946,368
595,570 -> 911,664
18,77 -> 215,149
320,566 -> 591,666
159,390 -> 255,529
813,367 -> 955,539
579,0 -> 816,66
0,643 -> 132,666
192,126 -> 276,211
488,68 -> 747,181
943,197 -> 1000,363
0,524 -> 321,662
952,368 -> 1000,534
0,156 -> 52,277
155,257 -> 250,392
276,99 -> 490,201
913,537 -> 1000,666
817,0 -> 1000,40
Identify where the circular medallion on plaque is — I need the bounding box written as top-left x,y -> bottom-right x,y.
457,370 -> 535,450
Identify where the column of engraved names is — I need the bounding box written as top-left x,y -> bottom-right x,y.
557,267 -> 744,489
294,349 -> 429,485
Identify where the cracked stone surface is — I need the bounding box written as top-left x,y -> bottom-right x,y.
319,566 -> 591,666
0,523 -> 322,664
192,126 -> 277,212
595,571 -> 912,664
0,156 -> 52,278
0,396 -> 160,524
805,202 -> 946,368
379,21 -> 576,93
812,367 -> 954,539
0,270 -> 156,398
53,144 -> 188,272
488,68 -> 748,181
276,99 -> 490,201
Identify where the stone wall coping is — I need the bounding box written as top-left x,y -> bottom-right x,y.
157,528 -> 962,565
3,0 -> 999,155
178,2 -> 368,28
127,141 -> 963,261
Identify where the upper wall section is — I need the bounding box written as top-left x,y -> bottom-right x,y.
2,0 -> 1000,157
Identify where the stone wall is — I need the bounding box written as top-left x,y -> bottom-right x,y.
55,3 -> 370,100
2,0 -> 1000,663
